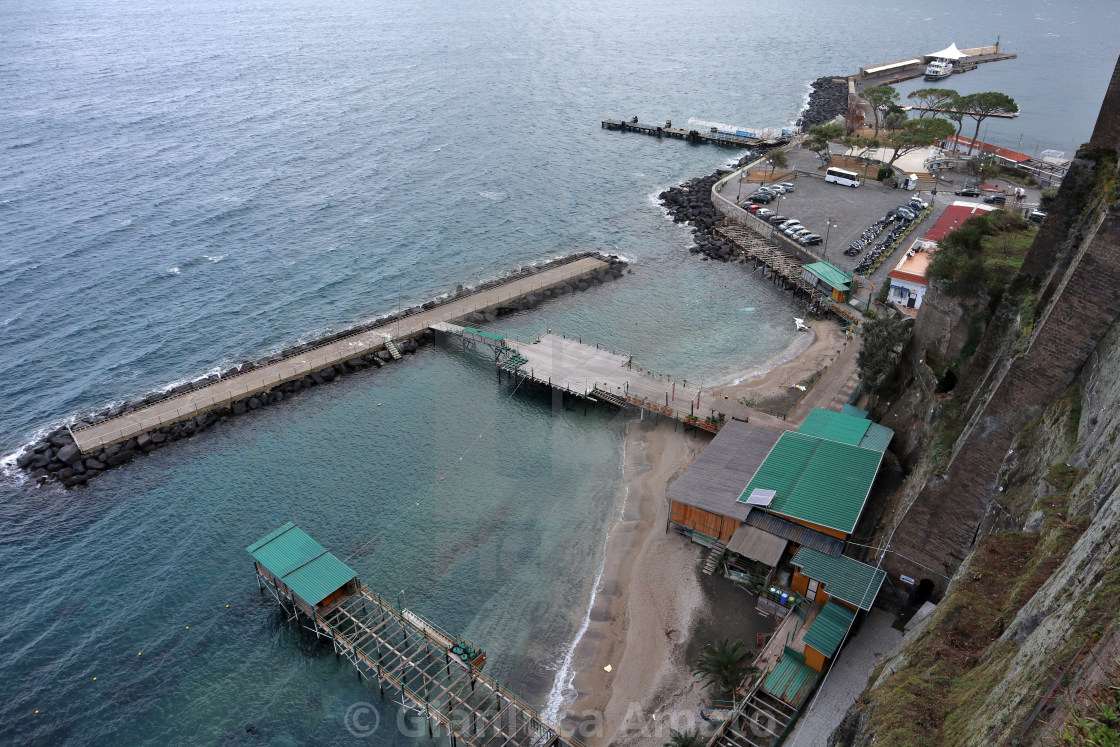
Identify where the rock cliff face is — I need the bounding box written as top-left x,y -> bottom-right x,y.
832,56 -> 1120,745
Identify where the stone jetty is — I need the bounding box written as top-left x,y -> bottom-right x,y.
14,252 -> 628,488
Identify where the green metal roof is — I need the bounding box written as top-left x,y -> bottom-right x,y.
762,647 -> 819,707
841,404 -> 869,419
247,522 -> 358,606
803,262 -> 852,291
739,432 -> 884,535
798,408 -> 872,446
859,422 -> 895,453
463,326 -> 505,342
803,600 -> 857,658
792,547 -> 886,611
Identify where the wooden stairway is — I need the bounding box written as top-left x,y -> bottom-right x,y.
711,689 -> 798,747
385,339 -> 402,360
703,540 -> 727,575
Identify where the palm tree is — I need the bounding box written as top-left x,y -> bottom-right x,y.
692,638 -> 759,694
665,729 -> 704,747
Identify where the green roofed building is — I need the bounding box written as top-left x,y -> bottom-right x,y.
803,599 -> 857,671
247,522 -> 359,615
841,404 -> 869,419
798,407 -> 894,453
738,431 -> 884,537
801,262 -> 853,302
792,547 -> 886,611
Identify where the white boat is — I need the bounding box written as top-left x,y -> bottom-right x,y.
924,58 -> 954,80
924,42 -> 969,81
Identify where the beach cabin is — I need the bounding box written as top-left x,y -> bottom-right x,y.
801,599 -> 858,672
667,421 -> 782,545
800,262 -> 852,303
790,547 -> 886,612
247,522 -> 360,617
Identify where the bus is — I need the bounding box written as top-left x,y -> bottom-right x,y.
825,167 -> 861,187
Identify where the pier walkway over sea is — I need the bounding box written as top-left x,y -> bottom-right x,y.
432,323 -> 794,433
71,255 -> 610,454
249,523 -> 581,747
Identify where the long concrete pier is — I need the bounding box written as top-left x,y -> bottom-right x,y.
71,255 -> 612,454
601,118 -> 791,148
433,323 -> 795,433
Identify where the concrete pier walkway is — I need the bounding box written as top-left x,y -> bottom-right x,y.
72,255 -> 609,454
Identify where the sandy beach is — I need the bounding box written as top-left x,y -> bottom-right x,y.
718,318 -> 849,417
555,318 -> 851,745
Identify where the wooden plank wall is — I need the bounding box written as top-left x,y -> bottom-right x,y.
668,501 -> 740,542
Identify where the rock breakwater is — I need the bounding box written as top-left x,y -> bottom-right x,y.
13,253 -> 628,488
799,76 -> 849,129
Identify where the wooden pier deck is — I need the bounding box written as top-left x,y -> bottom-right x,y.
715,225 -> 862,327
322,585 -> 578,746
72,255 -> 609,454
601,119 -> 791,149
249,523 -> 579,747
433,323 -> 794,433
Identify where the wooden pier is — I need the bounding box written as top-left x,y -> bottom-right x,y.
432,322 -> 794,433
249,522 -> 580,747
601,118 -> 791,149
715,226 -> 862,326
71,255 -> 611,454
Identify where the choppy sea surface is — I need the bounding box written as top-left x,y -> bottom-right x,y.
1,0 -> 1116,742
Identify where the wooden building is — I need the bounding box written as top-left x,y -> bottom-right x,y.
801,262 -> 853,303
247,522 -> 360,617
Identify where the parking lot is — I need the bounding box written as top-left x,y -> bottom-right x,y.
737,169 -> 960,299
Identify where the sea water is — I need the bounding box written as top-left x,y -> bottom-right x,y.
0,0 -> 1116,742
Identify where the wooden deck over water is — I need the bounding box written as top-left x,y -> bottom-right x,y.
72,256 -> 609,454
498,333 -> 792,432
601,119 -> 790,148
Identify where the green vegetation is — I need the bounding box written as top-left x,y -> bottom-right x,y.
692,639 -> 758,694
805,122 -> 844,167
863,84 -> 899,136
766,149 -> 789,178
907,87 -> 960,118
927,210 -> 1037,298
664,729 -> 704,747
1055,667 -> 1120,747
1039,185 -> 1061,212
957,92 -> 1020,153
856,316 -> 913,392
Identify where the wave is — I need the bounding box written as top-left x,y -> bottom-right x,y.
203,254 -> 226,263
479,190 -> 507,201
167,267 -> 180,276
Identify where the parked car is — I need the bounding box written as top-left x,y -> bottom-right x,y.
756,208 -> 775,218
984,194 -> 1007,204
778,182 -> 796,192
1028,209 -> 1047,223
766,184 -> 787,194
790,228 -> 813,240
746,204 -> 764,213
750,193 -> 774,204
777,220 -> 800,231
766,214 -> 790,225
799,233 -> 823,246
895,206 -> 916,220
782,225 -> 806,238
909,197 -> 929,210
954,187 -> 981,197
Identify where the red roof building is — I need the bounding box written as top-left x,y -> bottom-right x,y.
942,136 -> 1031,165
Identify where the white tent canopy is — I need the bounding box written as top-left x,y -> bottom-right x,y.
927,43 -> 969,61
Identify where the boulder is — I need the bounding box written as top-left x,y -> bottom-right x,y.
248,397 -> 262,410
136,433 -> 152,449
232,401 -> 247,415
16,451 -> 35,469
84,457 -> 107,471
56,444 -> 82,466
150,432 -> 166,444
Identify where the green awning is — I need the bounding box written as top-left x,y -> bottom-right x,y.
798,408 -> 872,446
